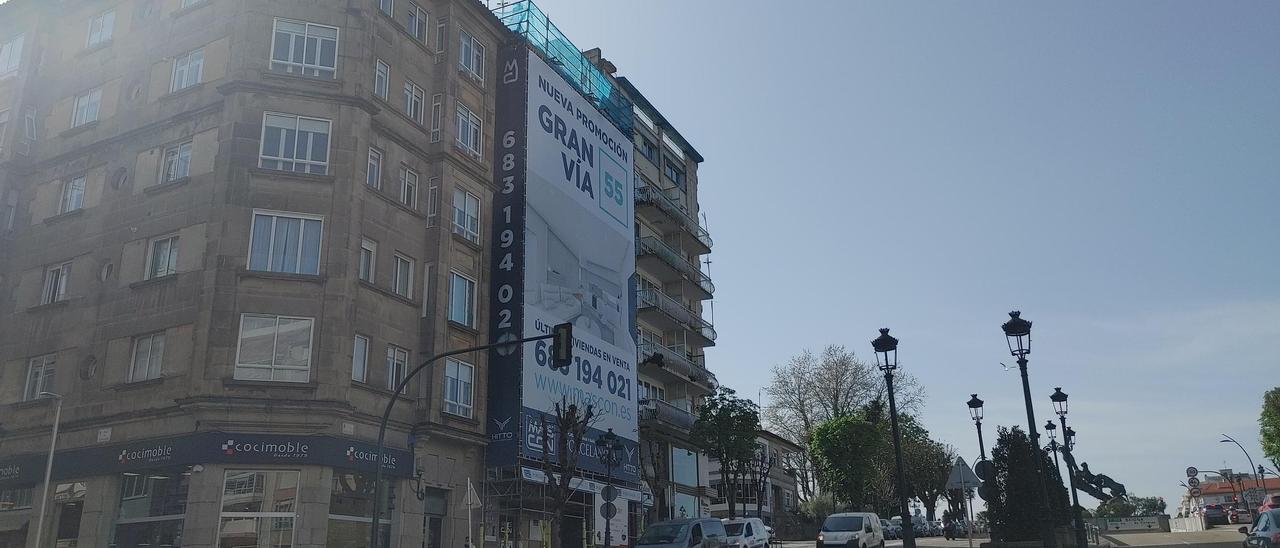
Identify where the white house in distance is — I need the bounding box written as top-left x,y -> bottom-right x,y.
703,430 -> 803,525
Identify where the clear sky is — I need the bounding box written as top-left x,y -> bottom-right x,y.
528,0 -> 1280,510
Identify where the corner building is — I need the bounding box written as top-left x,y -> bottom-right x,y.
0,0 -> 717,547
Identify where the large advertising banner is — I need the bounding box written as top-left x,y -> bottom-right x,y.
488,46 -> 639,484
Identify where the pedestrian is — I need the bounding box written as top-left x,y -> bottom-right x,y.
944,520 -> 956,540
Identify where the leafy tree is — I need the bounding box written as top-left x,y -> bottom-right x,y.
1095,497 -> 1137,518
987,427 -> 1071,542
809,415 -> 887,510
799,492 -> 847,524
906,440 -> 958,521
1262,387 -> 1280,470
1132,496 -> 1168,516
692,387 -> 760,518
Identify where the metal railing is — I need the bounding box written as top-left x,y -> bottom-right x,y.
634,185 -> 713,250
639,398 -> 695,431
636,237 -> 715,296
636,288 -> 717,343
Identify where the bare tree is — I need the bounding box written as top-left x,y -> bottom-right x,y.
640,438 -> 669,521
749,446 -> 778,518
540,398 -> 595,547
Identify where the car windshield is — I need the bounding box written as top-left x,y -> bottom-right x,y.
823,516 -> 864,531
724,523 -> 745,536
638,523 -> 687,545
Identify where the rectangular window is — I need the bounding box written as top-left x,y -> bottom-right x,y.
451,189 -> 480,243
0,110 -> 7,150
379,0 -> 394,16
352,334 -> 369,382
455,102 -> 482,157
86,10 -> 115,48
327,472 -> 392,547
407,3 -> 428,42
248,211 -> 323,275
447,271 -> 475,327
234,314 -> 314,382
0,34 -> 23,76
425,178 -> 440,226
640,136 -> 659,165
392,254 -> 413,298
59,176 -> 85,214
24,354 -> 55,401
181,0 -> 208,7
72,88 -> 102,127
663,158 -> 686,188
129,332 -> 166,382
386,345 -> 408,391
404,80 -> 425,124
41,262 -> 71,304
0,487 -> 33,510
111,470 -> 189,546
639,380 -> 665,402
171,47 -> 204,92
444,358 -> 473,417
373,60 -> 389,100
160,140 -> 193,184
458,28 -> 484,80
146,234 -> 179,279
358,238 -> 376,282
671,447 -> 699,487
429,93 -> 442,142
399,166 -> 418,208
366,147 -> 382,189
218,471 -> 298,548
270,18 -> 338,78
435,22 -> 445,53
259,113 -> 331,175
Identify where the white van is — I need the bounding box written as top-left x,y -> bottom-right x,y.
818,512 -> 884,548
722,517 -> 769,548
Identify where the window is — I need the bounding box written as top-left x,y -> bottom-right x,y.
0,110 -> 7,149
455,102 -> 482,157
404,80 -> 425,124
366,147 -> 382,189
407,3 -> 428,42
327,473 -> 392,547
0,34 -> 23,76
72,88 -> 102,128
640,135 -> 659,165
24,354 -> 55,401
358,238 -> 376,282
458,28 -> 484,80
41,262 -> 71,304
425,178 -> 440,226
386,345 -> 408,390
373,60 -> 389,100
451,189 -> 480,243
0,487 -> 32,510
447,271 -> 475,327
270,18 -> 338,78
180,0 -> 208,7
378,0 -> 394,16
663,158 -> 686,187
671,446 -> 699,487
86,10 -> 115,48
129,332 -> 166,382
248,211 -> 323,275
259,113 -> 331,175
639,380 -> 665,402
429,94 -> 442,142
352,335 -> 369,382
218,471 -> 299,548
399,166 -> 418,208
111,470 -> 189,547
146,234 -> 179,279
444,358 -> 473,417
160,140 -> 193,184
234,314 -> 314,382
59,176 -> 85,214
171,48 -> 204,92
392,254 -> 413,298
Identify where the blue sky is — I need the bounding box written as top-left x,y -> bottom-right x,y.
529,1 -> 1280,508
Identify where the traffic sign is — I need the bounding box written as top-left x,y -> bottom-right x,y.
601,485 -> 619,502
1185,466 -> 1198,478
975,460 -> 995,481
1187,477 -> 1201,489
600,501 -> 618,519
947,457 -> 983,490
977,483 -> 994,501
1189,487 -> 1203,498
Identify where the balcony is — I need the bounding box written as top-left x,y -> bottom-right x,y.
634,185 -> 713,255
639,398 -> 696,433
636,288 -> 716,348
638,342 -> 718,393
636,236 -> 714,300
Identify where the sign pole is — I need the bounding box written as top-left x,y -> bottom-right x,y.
965,474 -> 974,548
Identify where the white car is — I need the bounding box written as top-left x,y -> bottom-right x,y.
818,512 -> 885,548
722,517 -> 770,548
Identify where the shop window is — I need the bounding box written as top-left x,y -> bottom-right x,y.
327,472 -> 393,548
110,470 -> 190,548
218,470 -> 299,548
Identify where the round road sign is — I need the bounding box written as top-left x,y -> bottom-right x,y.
977,484 -> 994,501
1185,466 -> 1198,478
1189,487 -> 1203,498
974,460 -> 995,481
601,485 -> 619,502
1187,477 -> 1201,489
600,501 -> 618,519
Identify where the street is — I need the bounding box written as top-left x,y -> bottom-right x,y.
776,528 -> 1245,548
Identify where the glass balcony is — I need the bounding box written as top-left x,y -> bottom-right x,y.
636,288 -> 716,348
639,398 -> 695,432
636,236 -> 714,300
634,185 -> 713,254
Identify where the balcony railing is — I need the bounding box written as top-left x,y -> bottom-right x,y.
635,185 -> 713,251
636,236 -> 715,297
636,288 -> 717,344
639,398 -> 695,431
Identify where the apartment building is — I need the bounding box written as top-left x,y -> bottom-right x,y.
705,431 -> 802,526
0,0 -> 507,546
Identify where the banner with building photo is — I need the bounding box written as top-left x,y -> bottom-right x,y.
488,45 -> 639,483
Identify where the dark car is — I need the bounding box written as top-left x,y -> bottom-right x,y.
1206,504 -> 1229,525
1239,509 -> 1280,547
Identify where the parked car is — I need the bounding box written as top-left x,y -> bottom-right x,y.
1206,504 -> 1230,525
722,517 -> 770,548
1260,495 -> 1280,514
637,518 -> 729,548
880,519 -> 900,540
818,512 -> 885,548
1238,509 -> 1280,548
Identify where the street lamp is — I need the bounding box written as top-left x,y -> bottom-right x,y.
1044,420 -> 1061,474
873,328 -> 915,548
1220,434 -> 1263,509
1050,387 -> 1087,548
967,394 -> 987,460
595,429 -> 624,547
33,392 -> 63,548
1001,311 -> 1057,548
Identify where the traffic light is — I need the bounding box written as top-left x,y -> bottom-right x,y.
551,323 -> 573,369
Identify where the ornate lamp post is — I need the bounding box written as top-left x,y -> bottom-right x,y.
967,394 -> 987,460
873,328 -> 915,548
1051,387 -> 1087,548
1001,311 -> 1057,548
596,429 -> 624,547
1044,420 -> 1061,475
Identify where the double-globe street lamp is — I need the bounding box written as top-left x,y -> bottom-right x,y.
1050,387 -> 1088,548
1001,311 -> 1058,548
873,328 -> 916,548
